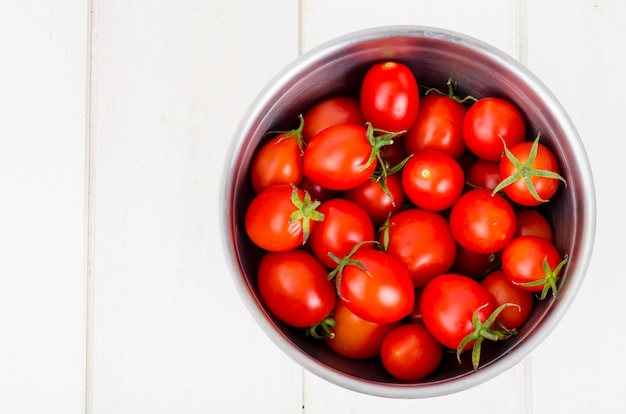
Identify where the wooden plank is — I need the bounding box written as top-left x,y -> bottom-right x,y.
526,1 -> 626,412
87,0 -> 302,413
299,1 -> 532,412
0,2 -> 88,414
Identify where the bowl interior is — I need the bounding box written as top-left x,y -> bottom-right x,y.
223,26 -> 595,397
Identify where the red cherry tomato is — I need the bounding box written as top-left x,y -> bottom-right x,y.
343,173 -> 405,227
380,323 -> 444,381
360,61 -> 419,132
403,93 -> 467,159
257,250 -> 336,328
450,245 -> 499,280
303,124 -> 376,190
245,184 -> 323,252
325,300 -> 399,359
309,198 -> 375,269
420,273 -> 495,351
401,150 -> 465,212
336,248 -> 415,324
449,189 -> 517,254
302,96 -> 365,144
382,209 -> 457,288
465,159 -> 501,191
514,209 -> 553,242
501,235 -> 567,298
481,269 -> 534,330
497,137 -> 564,206
462,97 -> 526,161
250,127 -> 304,194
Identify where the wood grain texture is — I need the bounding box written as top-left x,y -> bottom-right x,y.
0,2 -> 88,413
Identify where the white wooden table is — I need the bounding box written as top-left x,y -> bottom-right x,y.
1,1 -> 623,413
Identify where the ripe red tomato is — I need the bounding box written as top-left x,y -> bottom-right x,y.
514,209 -> 553,242
465,159 -> 501,191
382,209 -> 457,288
380,323 -> 444,381
449,189 -> 517,254
298,176 -> 338,203
379,138 -> 410,168
403,93 -> 467,159
250,125 -> 304,194
401,149 -> 465,212
462,97 -> 526,161
343,172 -> 405,226
309,198 -> 375,269
245,184 -> 323,252
501,235 -> 567,299
481,269 -> 534,329
302,96 -> 365,144
257,250 -> 336,328
325,300 -> 399,359
303,124 -> 376,190
420,273 -> 495,351
360,61 -> 419,132
335,248 -> 414,324
495,136 -> 564,206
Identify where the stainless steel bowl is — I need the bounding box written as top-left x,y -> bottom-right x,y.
221,25 -> 596,398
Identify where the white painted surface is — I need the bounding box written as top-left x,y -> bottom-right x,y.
1,1 -> 622,413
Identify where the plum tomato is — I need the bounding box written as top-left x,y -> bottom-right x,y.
449,189 -> 517,254
501,235 -> 568,299
250,117 -> 305,194
462,97 -> 526,161
302,96 -> 366,144
481,269 -> 534,329
303,123 -> 377,191
380,323 -> 444,381
245,184 -> 324,252
420,273 -> 517,370
343,172 -> 405,227
381,209 -> 457,288
332,248 -> 415,324
494,134 -> 566,206
309,198 -> 375,269
360,61 -> 419,132
401,149 -> 465,212
403,93 -> 468,159
324,300 -> 399,359
257,250 -> 336,328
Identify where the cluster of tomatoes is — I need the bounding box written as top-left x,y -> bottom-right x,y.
243,61 -> 568,381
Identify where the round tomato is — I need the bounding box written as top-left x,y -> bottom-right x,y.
494,135 -> 565,206
403,93 -> 467,159
298,176 -> 338,203
450,245 -> 499,280
302,96 -> 365,144
324,300 -> 399,359
380,323 -> 444,381
343,172 -> 405,226
462,97 -> 526,161
514,209 -> 553,242
360,61 -> 419,132
449,189 -> 517,254
379,138 -> 410,168
501,235 -> 567,299
250,122 -> 305,194
401,150 -> 465,211
334,248 -> 414,324
309,198 -> 375,269
382,209 -> 457,288
465,159 -> 501,191
258,250 -> 336,328
245,184 -> 324,252
303,123 -> 377,190
421,274 -> 495,350
481,269 -> 534,329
